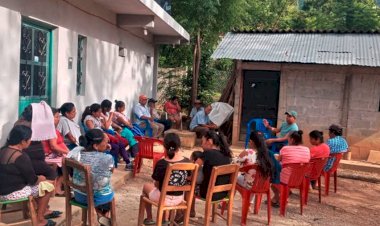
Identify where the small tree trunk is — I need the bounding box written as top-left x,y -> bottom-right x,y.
191,31 -> 202,105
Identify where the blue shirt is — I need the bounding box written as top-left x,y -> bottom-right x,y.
190,110 -> 210,130
324,136 -> 348,171
133,103 -> 151,124
190,107 -> 204,118
279,122 -> 298,137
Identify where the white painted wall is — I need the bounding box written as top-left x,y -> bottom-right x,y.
0,0 -> 156,144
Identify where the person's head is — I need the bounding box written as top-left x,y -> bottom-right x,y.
249,131 -> 273,178
202,130 -> 232,158
194,99 -> 202,109
81,103 -> 102,122
79,129 -> 109,152
114,100 -> 125,112
51,107 -> 60,127
309,130 -> 324,145
139,94 -> 148,106
285,110 -> 297,124
148,98 -> 157,108
190,151 -> 204,162
164,133 -> 181,160
60,102 -> 76,120
170,96 -> 179,105
6,125 -> 32,149
328,124 -> 343,138
204,105 -> 212,115
20,105 -> 33,122
100,99 -> 112,113
248,131 -> 266,150
288,130 -> 303,145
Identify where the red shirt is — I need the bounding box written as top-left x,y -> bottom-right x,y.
310,143 -> 330,159
164,101 -> 180,115
42,130 -> 67,155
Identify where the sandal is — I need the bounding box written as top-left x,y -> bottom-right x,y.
44,219 -> 56,226
44,211 -> 63,219
98,216 -> 111,226
264,200 -> 280,208
143,218 -> 156,225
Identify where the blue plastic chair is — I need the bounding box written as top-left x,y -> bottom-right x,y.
245,118 -> 275,148
133,113 -> 153,137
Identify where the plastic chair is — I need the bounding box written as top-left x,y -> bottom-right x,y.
193,164 -> 239,226
133,136 -> 165,177
62,158 -> 117,226
323,153 -> 343,196
137,163 -> 199,226
304,158 -> 328,204
134,113 -> 153,137
278,163 -> 309,216
221,164 -> 271,226
0,196 -> 38,225
245,118 -> 274,148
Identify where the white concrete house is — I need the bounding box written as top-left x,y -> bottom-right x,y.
0,0 -> 189,143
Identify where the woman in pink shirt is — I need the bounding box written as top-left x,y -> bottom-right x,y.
271,130 -> 310,206
164,96 -> 182,129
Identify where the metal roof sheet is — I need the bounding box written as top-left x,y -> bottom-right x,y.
211,32 -> 380,67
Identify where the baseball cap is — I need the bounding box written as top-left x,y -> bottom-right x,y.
148,98 -> 157,104
285,110 -> 298,118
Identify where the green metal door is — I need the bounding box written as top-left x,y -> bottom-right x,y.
19,22 -> 52,114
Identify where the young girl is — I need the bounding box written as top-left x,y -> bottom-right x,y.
141,133 -> 190,225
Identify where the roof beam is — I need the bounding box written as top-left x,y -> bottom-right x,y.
117,14 -> 155,28
154,35 -> 182,45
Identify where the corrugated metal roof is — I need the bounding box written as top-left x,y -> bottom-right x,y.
211,31 -> 380,67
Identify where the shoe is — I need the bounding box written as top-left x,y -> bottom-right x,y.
125,163 -> 134,171
143,218 -> 155,225
190,210 -> 196,218
44,211 -> 63,219
98,216 -> 111,226
44,219 -> 56,226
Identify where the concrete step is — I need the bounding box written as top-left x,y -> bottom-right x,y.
339,160 -> 380,175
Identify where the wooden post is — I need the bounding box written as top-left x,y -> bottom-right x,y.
232,60 -> 242,145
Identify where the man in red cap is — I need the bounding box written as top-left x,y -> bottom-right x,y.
133,94 -> 164,137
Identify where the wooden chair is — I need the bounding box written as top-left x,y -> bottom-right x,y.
137,163 -> 199,226
0,196 -> 38,225
133,136 -> 165,177
194,164 -> 239,226
62,158 -> 117,226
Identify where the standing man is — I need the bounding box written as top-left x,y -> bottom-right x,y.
133,94 -> 164,138
263,110 -> 299,147
190,105 -> 218,138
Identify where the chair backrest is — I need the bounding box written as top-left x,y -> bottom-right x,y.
327,153 -> 343,173
159,163 -> 199,206
245,118 -> 274,148
306,158 -> 328,180
206,164 -> 239,202
282,163 -> 309,187
240,164 -> 271,193
134,136 -> 164,158
62,158 -> 94,205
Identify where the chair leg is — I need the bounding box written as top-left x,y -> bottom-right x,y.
22,201 -> 29,219
241,193 -> 251,226
89,207 -> 96,226
211,203 -> 216,223
133,156 -> 140,177
334,171 -> 337,193
304,178 -> 310,205
169,210 -> 176,226
28,196 -> 38,226
137,196 -> 145,226
111,198 -> 117,226
254,194 -> 262,214
280,185 -> 289,217
66,201 -> 73,226
299,185 -> 304,215
318,177 -> 322,203
81,208 -> 87,226
204,201 -> 212,226
156,207 -> 164,226
267,191 -> 271,225
227,199 -> 233,226
325,172 -> 330,196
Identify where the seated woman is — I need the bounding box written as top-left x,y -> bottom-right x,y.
191,131 -> 232,217
57,102 -> 82,150
113,99 -> 144,137
43,108 -> 70,196
0,125 -> 56,226
141,133 -> 190,225
15,103 -> 57,182
82,103 -> 131,170
236,131 -> 273,190
324,124 -> 348,172
164,96 -> 182,129
271,130 -> 310,207
68,129 -> 115,226
308,130 -> 330,189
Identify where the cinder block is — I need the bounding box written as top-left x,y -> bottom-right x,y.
367,150 -> 380,164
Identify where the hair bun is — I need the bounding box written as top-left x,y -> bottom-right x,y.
319,131 -> 323,136
298,130 -> 303,135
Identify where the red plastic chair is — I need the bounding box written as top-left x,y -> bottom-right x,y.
277,163 -> 309,217
303,158 -> 328,205
323,153 -> 343,196
221,164 -> 271,226
133,136 -> 165,177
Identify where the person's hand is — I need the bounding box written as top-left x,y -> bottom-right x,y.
149,117 -> 154,122
109,112 -> 114,118
265,139 -> 274,145
263,119 -> 269,128
37,175 -> 46,183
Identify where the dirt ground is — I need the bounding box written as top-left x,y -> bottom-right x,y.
113,157 -> 380,226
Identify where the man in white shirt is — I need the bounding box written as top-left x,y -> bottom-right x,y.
133,94 -> 164,137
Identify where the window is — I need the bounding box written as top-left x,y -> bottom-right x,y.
76,35 -> 87,96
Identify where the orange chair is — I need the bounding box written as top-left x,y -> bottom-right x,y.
323,153 -> 343,196
221,164 -> 271,226
133,136 -> 165,177
278,163 -> 309,216
304,158 -> 328,205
